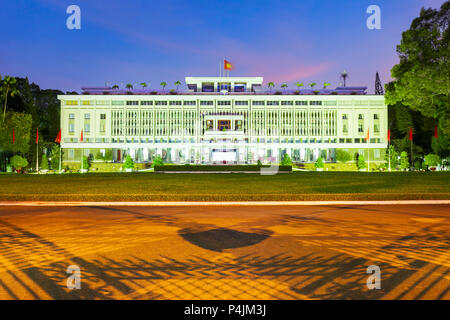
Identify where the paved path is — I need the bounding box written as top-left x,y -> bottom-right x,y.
0,205 -> 449,300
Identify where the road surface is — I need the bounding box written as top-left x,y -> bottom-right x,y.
0,204 -> 449,299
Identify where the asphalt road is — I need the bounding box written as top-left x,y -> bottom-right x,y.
0,204 -> 449,300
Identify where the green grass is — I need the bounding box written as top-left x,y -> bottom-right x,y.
1,171 -> 449,201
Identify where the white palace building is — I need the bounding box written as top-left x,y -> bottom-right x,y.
58,76 -> 388,165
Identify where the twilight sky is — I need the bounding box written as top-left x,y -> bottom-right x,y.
0,0 -> 446,93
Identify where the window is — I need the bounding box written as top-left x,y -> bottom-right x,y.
141,101 -> 153,105
69,113 -> 75,134
295,101 -> 307,106
218,101 -> 231,106
374,114 -> 379,120
218,120 -> 231,131
267,101 -> 279,106
84,113 -> 90,119
252,101 -> 264,106
235,120 -> 243,131
100,114 -> 106,134
66,100 -> 78,105
112,100 -> 125,106
358,114 -> 364,120
169,101 -> 182,106
310,101 -> 322,105
358,123 -> 364,133
342,114 -> 348,120
155,101 -> 168,105
281,101 -> 293,105
235,101 -> 248,106
126,101 -> 139,106
200,101 -> 213,106
81,100 -> 93,106
183,101 -> 196,106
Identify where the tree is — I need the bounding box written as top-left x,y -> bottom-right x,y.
112,84 -> 119,90
41,153 -> 49,170
281,83 -> 288,93
357,154 -> 366,170
1,75 -> 20,121
152,155 -> 163,167
375,72 -> 384,95
296,82 -> 304,90
315,157 -> 324,169
281,153 -> 292,166
309,82 -> 316,89
336,149 -> 352,162
0,111 -> 32,154
125,84 -> 133,91
323,82 -> 331,89
160,82 -> 167,92
400,151 -> 410,170
123,155 -> 134,169
385,2 -> 450,143
140,82 -> 147,90
10,155 -> 28,171
267,82 -> 275,91
50,144 -> 61,170
174,81 -> 181,91
385,145 -> 399,170
340,70 -> 349,87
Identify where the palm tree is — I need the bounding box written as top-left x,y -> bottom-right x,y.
140,82 -> 148,90
160,81 -> 167,92
174,81 -> 181,91
323,82 -> 331,89
126,83 -> 133,90
267,82 -> 275,92
309,82 -> 317,89
296,82 -> 304,89
340,70 -> 348,87
1,76 -> 19,121
281,83 -> 288,93
112,84 -> 119,90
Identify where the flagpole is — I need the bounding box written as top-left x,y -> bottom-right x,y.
59,145 -> 62,173
388,141 -> 391,171
36,139 -> 39,173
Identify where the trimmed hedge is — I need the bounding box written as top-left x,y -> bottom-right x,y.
154,165 -> 292,172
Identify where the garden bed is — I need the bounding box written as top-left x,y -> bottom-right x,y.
154,165 -> 292,172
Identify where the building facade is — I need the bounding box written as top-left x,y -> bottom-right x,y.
58,76 -> 388,165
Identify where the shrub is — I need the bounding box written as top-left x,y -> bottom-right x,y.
257,160 -> 262,166
315,157 -> 324,169
357,154 -> 366,170
150,91 -> 157,95
424,154 -> 440,167
10,155 -> 28,170
169,89 -> 177,95
41,153 -> 49,170
274,91 -> 282,95
293,90 -> 300,95
123,155 -> 134,169
281,154 -> 292,166
152,155 -> 164,167
81,156 -> 90,170
313,90 -> 320,95
336,149 -> 352,163
400,151 -> 410,170
50,145 -> 61,170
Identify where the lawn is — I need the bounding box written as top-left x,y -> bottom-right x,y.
1,171 -> 449,201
